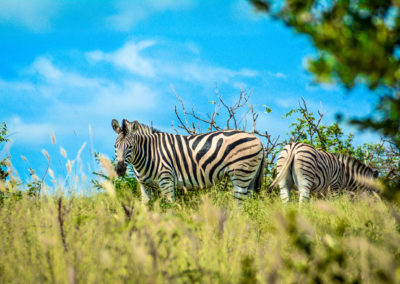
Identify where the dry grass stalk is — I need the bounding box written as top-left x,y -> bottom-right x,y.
98,155 -> 117,180
76,142 -> 87,162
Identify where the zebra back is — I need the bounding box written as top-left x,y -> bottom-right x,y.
334,154 -> 379,192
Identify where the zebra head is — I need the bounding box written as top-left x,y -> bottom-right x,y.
112,118 -> 136,177
339,155 -> 380,192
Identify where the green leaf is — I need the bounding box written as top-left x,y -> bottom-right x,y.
263,105 -> 272,114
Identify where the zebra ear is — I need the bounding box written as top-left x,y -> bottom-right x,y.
112,119 -> 121,134
132,120 -> 139,131
373,170 -> 379,179
122,119 -> 130,134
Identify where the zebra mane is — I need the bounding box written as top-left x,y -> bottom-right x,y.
334,153 -> 377,178
134,121 -> 162,134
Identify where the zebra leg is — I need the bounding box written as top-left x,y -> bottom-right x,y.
294,168 -> 314,203
140,183 -> 151,204
278,173 -> 294,203
298,185 -> 312,203
280,186 -> 291,203
228,169 -> 256,204
233,185 -> 250,202
230,171 -> 253,202
158,173 -> 175,202
328,184 -> 341,200
292,156 -> 316,204
297,177 -> 313,203
292,171 -> 314,203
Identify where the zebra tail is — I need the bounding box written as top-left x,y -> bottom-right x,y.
268,144 -> 296,191
253,149 -> 266,194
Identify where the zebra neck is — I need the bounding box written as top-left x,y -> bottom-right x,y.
340,155 -> 367,190
130,134 -> 154,178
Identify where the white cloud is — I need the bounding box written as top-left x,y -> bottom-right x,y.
0,79 -> 34,92
30,56 -> 103,89
86,40 -> 259,84
31,57 -> 63,80
274,97 -> 302,109
185,42 -> 201,55
106,0 -> 195,31
269,72 -> 287,79
306,82 -> 339,92
86,41 -> 156,77
0,0 -> 59,32
171,64 -> 258,84
66,81 -> 158,116
8,116 -> 55,145
274,97 -> 323,111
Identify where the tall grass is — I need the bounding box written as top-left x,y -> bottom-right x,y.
0,185 -> 399,283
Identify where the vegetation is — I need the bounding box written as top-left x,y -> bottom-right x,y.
1,89 -> 400,282
1,185 -> 400,283
0,122 -> 9,181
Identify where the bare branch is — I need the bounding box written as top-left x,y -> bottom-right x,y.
171,85 -> 197,135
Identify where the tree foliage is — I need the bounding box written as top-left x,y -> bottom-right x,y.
250,0 -> 400,89
250,0 -> 400,149
0,122 -> 9,181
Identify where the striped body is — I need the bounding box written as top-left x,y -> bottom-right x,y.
112,119 -> 265,202
270,142 -> 378,202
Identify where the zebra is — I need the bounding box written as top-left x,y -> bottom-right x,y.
112,118 -> 265,202
269,142 -> 379,203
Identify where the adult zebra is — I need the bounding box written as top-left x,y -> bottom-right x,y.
112,119 -> 265,202
270,142 -> 379,203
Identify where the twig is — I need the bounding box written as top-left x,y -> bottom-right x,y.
57,197 -> 69,253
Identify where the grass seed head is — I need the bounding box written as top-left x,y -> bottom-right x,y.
102,180 -> 116,197
48,168 -> 55,179
41,149 -> 50,162
98,155 -> 117,180
50,132 -> 56,145
315,200 -> 338,215
60,147 -> 67,159
66,160 -> 72,174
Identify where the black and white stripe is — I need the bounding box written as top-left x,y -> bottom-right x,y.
112,119 -> 265,202
270,142 -> 379,202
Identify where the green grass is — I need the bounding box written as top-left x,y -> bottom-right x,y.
0,186 -> 399,283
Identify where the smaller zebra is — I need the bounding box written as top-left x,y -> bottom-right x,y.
270,142 -> 379,202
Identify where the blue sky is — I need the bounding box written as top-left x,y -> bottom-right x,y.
0,0 -> 378,183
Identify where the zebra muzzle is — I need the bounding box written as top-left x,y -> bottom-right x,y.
116,162 -> 127,177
